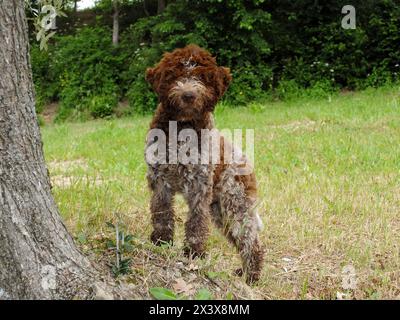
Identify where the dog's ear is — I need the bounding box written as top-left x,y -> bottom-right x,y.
145,67 -> 161,93
205,66 -> 232,112
216,66 -> 232,99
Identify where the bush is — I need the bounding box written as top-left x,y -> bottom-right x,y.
119,0 -> 273,113
31,44 -> 59,113
225,63 -> 273,105
120,43 -> 160,114
275,80 -> 302,101
276,79 -> 338,101
126,74 -> 158,115
34,26 -> 125,120
88,94 -> 118,118
30,0 -> 400,120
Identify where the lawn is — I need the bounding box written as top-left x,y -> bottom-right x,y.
41,86 -> 400,299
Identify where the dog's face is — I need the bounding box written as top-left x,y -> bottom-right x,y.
146,44 -> 232,120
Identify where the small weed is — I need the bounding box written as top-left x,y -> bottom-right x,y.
105,219 -> 135,277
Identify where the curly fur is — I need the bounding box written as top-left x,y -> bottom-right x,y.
145,44 -> 265,284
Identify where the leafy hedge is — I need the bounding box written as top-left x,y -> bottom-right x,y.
31,0 -> 400,120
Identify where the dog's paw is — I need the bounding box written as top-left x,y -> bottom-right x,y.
183,246 -> 207,259
245,270 -> 261,285
151,231 -> 173,246
234,268 -> 260,284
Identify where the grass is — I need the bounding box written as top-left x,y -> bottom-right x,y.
41,85 -> 400,299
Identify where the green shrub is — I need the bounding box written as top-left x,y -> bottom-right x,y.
30,0 -> 400,120
226,63 -> 273,105
50,27 -> 124,120
276,79 -> 338,101
305,80 -> 338,100
275,80 -> 302,101
88,94 -> 118,118
362,67 -> 398,89
120,0 -> 273,113
126,75 -> 158,115
31,44 -> 59,113
120,43 -> 161,114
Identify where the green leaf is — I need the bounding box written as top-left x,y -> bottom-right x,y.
207,271 -> 218,279
123,243 -> 134,252
106,239 -> 115,249
195,288 -> 213,300
149,287 -> 178,300
76,233 -> 87,244
226,292 -> 234,300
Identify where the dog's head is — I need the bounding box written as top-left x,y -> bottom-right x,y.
146,44 -> 232,120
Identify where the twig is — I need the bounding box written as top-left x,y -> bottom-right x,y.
116,222 -> 120,269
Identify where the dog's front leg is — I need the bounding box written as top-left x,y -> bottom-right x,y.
149,179 -> 175,246
183,174 -> 213,258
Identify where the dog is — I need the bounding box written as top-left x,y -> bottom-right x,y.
144,44 -> 265,283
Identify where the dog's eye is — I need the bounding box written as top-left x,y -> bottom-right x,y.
197,73 -> 207,82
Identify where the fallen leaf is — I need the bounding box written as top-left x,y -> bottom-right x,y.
149,287 -> 178,300
172,278 -> 195,296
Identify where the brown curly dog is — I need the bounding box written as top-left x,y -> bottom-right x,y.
145,44 -> 265,283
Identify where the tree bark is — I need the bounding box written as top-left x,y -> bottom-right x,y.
157,0 -> 165,14
0,0 -> 100,300
112,0 -> 119,46
143,0 -> 149,16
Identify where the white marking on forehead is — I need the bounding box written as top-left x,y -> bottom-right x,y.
181,56 -> 197,70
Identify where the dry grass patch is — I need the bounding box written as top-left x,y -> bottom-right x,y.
41,86 -> 400,299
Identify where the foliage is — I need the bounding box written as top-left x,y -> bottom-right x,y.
276,79 -> 338,101
88,94 -> 118,118
149,287 -> 214,300
36,27 -> 123,121
194,288 -> 213,300
105,221 -> 135,277
149,287 -> 179,300
30,0 -> 400,119
121,0 -> 273,112
31,44 -> 58,112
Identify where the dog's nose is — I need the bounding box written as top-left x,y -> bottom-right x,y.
182,91 -> 195,102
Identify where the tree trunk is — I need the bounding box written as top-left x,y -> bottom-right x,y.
143,0 -> 149,16
112,0 -> 119,46
0,0 -> 101,300
157,0 -> 165,14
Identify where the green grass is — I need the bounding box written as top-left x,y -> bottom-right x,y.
41,86 -> 400,299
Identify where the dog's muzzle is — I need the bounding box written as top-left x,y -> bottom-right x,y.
168,77 -> 207,107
